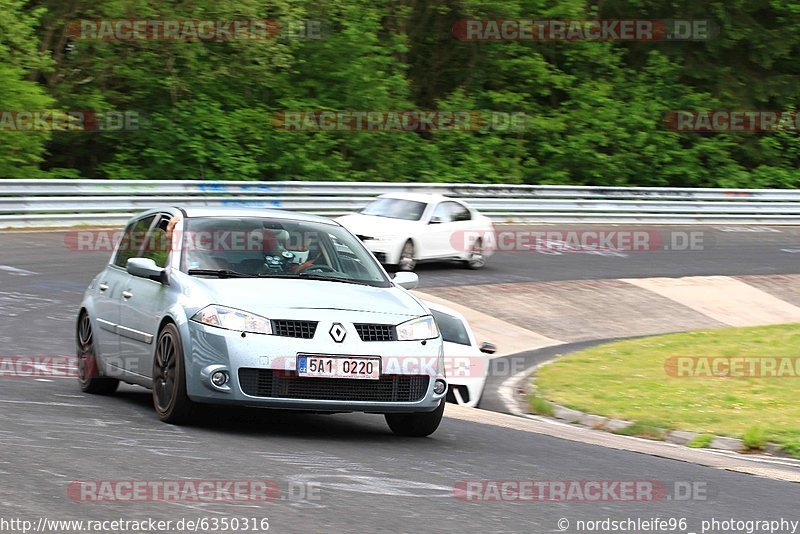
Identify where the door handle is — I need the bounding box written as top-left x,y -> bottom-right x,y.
121,290 -> 133,300
98,283 -> 109,292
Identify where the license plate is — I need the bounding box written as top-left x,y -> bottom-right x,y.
297,355 -> 381,380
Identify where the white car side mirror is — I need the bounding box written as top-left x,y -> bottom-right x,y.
393,271 -> 419,290
479,342 -> 497,355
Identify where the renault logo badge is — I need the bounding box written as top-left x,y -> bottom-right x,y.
329,323 -> 346,343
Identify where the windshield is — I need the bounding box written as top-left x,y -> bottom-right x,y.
431,309 -> 471,346
180,217 -> 391,287
360,198 -> 427,221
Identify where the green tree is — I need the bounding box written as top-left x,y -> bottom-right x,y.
0,0 -> 54,178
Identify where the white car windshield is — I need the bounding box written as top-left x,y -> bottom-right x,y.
360,198 -> 426,221
181,217 -> 391,287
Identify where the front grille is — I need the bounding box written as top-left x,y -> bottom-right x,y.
372,252 -> 387,263
271,320 -> 318,339
238,369 -> 429,402
356,235 -> 373,241
354,323 -> 396,342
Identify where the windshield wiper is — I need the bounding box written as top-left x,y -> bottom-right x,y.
187,269 -> 254,278
296,272 -> 368,285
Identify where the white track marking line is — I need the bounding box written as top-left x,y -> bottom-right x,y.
0,265 -> 38,276
0,399 -> 99,408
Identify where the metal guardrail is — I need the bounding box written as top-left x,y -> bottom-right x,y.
1,179 -> 800,228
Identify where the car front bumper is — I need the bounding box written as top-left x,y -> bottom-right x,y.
361,238 -> 404,264
184,320 -> 446,413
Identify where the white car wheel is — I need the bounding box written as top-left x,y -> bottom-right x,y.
465,239 -> 485,270
398,240 -> 416,271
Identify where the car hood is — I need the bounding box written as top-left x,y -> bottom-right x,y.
337,213 -> 420,238
187,277 -> 428,319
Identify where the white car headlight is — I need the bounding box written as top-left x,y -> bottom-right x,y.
396,315 -> 439,341
375,235 -> 400,243
191,305 -> 272,335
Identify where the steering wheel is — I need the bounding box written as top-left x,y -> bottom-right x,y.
296,263 -> 337,274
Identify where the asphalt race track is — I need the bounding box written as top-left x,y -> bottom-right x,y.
2,225 -> 800,533
413,224 -> 800,288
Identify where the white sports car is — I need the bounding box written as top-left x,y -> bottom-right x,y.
337,193 -> 495,271
423,300 -> 496,408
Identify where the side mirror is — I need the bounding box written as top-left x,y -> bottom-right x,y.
429,216 -> 443,225
393,271 -> 419,290
479,342 -> 497,355
127,258 -> 168,284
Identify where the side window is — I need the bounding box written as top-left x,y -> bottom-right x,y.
329,234 -> 369,277
431,203 -> 453,223
113,215 -> 156,268
142,215 -> 172,268
450,203 -> 472,222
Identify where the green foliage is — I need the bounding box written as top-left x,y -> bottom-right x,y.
687,434 -> 715,448
1,0 -> 798,185
782,442 -> 800,459
0,0 -> 54,177
528,393 -> 555,416
611,422 -> 666,440
742,426 -> 767,451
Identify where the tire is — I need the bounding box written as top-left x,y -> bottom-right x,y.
152,323 -> 195,424
464,238 -> 486,270
385,401 -> 445,437
398,240 -> 416,271
77,312 -> 119,395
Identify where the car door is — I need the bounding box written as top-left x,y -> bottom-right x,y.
118,213 -> 174,379
92,215 -> 155,370
424,201 -> 461,259
91,265 -> 127,366
447,201 -> 476,257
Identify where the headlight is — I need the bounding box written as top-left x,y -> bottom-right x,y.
396,315 -> 439,341
191,305 -> 272,335
375,235 -> 400,243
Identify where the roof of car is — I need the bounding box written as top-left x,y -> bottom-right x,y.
377,192 -> 452,203
175,206 -> 338,224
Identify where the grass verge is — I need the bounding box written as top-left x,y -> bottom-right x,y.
534,324 -> 800,453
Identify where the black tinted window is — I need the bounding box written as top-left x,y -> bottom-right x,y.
450,203 -> 472,221
142,215 -> 172,268
113,215 -> 156,268
431,310 -> 471,346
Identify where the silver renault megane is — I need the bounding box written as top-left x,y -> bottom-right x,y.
77,207 -> 447,436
